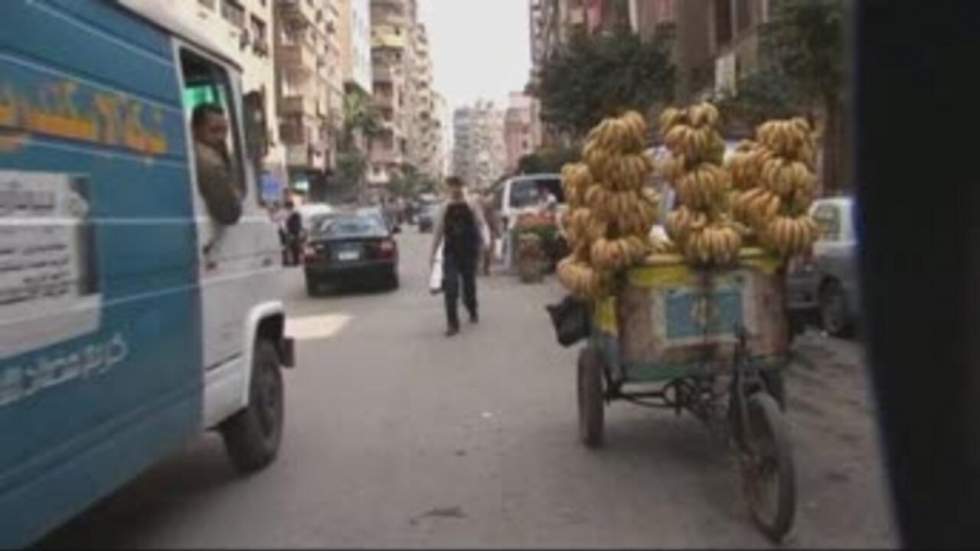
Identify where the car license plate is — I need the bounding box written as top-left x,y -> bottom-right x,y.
338,250 -> 360,261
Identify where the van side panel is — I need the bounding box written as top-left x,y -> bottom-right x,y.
0,1 -> 203,546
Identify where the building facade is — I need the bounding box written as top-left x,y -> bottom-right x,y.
452,101 -> 506,191
504,92 -> 543,174
367,0 -> 412,187
181,0 -> 286,195
339,0 -> 373,95
273,0 -> 347,198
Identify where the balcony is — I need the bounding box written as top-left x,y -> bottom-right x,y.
373,65 -> 395,83
279,44 -> 316,80
278,0 -> 317,27
286,143 -> 327,171
279,95 -> 317,117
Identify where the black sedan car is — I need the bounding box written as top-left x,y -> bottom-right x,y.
303,212 -> 399,295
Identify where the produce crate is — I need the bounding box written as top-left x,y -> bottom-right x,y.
592,248 -> 790,382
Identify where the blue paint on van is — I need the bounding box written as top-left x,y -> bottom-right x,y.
0,1 -> 205,546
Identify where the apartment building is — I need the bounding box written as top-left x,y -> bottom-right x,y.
272,0 -> 345,197
181,0 -> 286,196
452,101 -> 506,191
504,92 -> 543,174
367,0 -> 418,187
339,0 -> 373,95
433,92 -> 451,180
406,23 -> 444,180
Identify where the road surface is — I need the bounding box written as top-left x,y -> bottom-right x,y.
39,230 -> 897,548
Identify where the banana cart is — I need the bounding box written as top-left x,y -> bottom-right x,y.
577,248 -> 796,542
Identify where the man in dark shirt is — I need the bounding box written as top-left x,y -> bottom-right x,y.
430,176 -> 488,337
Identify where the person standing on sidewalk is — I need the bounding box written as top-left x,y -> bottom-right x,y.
283,201 -> 304,266
480,191 -> 500,276
430,176 -> 489,337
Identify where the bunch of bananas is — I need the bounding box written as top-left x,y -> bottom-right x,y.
557,257 -> 606,298
659,101 -> 742,266
561,162 -> 593,208
726,140 -> 770,191
557,111 -> 665,298
756,118 -> 817,166
683,223 -> 743,265
659,103 -> 726,165
728,117 -> 820,258
586,110 -> 648,154
590,236 -> 649,271
674,163 -> 731,211
761,215 -> 820,258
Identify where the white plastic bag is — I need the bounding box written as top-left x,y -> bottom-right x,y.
429,243 -> 444,295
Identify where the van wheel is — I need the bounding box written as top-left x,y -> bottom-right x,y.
220,340 -> 284,473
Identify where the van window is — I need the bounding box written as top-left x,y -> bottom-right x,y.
180,49 -> 247,223
509,178 -> 564,209
812,203 -> 842,242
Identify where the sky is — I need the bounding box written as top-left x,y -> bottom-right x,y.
418,0 -> 531,113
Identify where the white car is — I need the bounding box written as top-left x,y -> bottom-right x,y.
296,202 -> 335,229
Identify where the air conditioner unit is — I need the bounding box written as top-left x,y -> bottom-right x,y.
239,29 -> 251,50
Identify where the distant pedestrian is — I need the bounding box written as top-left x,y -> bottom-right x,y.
430,176 -> 489,337
284,201 -> 303,266
480,192 -> 500,276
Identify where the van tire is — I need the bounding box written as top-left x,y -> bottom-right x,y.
220,340 -> 284,474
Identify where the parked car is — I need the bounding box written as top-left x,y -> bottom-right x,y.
296,202 -> 334,230
303,211 -> 400,295
786,196 -> 860,337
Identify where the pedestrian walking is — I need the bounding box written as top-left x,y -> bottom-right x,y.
430,176 -> 489,337
283,201 -> 303,266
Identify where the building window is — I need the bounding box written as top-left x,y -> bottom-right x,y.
714,0 -> 734,48
736,0 -> 752,32
220,0 -> 245,28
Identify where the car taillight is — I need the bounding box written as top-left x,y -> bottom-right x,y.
303,244 -> 319,264
378,239 -> 396,258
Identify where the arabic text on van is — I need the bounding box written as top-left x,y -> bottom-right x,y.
0,80 -> 169,156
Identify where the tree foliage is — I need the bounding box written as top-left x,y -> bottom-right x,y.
516,146 -> 581,175
341,89 -> 382,152
761,0 -> 846,191
762,0 -> 844,105
388,164 -> 438,199
536,25 -> 676,138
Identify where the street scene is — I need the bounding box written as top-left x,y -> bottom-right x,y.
1,0 -> 900,548
39,231 -> 895,548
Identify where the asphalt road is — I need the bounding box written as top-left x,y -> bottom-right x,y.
39,229 -> 897,548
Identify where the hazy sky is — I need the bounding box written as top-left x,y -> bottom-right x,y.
418,0 -> 531,112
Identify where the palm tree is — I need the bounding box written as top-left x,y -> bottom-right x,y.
341,89 -> 382,153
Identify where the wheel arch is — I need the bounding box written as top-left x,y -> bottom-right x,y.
240,301 -> 287,408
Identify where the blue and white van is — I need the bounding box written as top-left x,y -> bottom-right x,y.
0,1 -> 296,546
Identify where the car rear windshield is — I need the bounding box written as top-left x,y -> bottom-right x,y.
313,215 -> 386,238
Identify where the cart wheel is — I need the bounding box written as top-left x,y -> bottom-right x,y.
577,348 -> 605,448
741,392 -> 796,542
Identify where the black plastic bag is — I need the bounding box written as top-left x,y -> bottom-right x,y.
545,294 -> 591,347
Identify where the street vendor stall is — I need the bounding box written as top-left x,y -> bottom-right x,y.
551,103 -> 820,542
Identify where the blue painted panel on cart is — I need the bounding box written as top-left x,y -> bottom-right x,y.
664,285 -> 745,341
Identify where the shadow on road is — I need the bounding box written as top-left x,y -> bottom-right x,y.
35,437 -> 238,550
